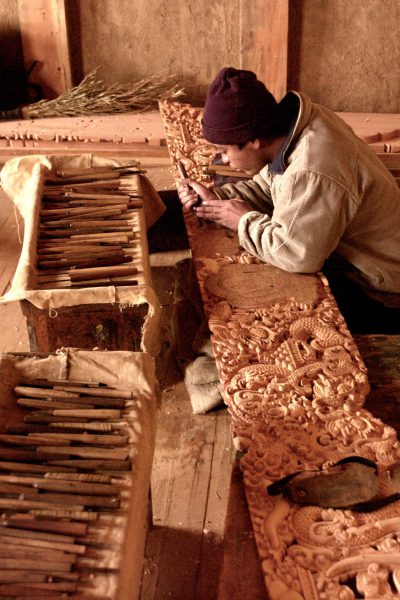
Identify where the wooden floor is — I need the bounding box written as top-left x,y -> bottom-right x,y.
140,260 -> 267,600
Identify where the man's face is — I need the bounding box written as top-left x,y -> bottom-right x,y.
214,141 -> 268,176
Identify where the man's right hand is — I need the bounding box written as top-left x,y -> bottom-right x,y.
177,179 -> 219,211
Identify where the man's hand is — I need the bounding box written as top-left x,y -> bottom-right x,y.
177,179 -> 218,211
178,180 -> 252,230
196,197 -> 251,230
194,181 -> 253,231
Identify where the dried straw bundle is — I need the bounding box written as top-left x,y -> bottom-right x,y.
0,69 -> 184,121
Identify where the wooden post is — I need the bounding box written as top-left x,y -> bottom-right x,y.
240,0 -> 289,101
17,0 -> 72,98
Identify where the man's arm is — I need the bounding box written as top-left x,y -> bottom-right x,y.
178,179 -> 253,229
177,172 -> 274,229
238,170 -> 359,273
214,173 -> 273,213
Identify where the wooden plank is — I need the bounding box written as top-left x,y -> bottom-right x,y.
376,153 -> 400,168
0,110 -> 167,143
241,0 -> 289,100
17,0 -> 72,98
0,188 -> 29,353
0,110 -> 173,189
142,380 -> 220,599
217,461 -> 267,600
140,360 -> 235,600
338,112 -> 400,144
0,142 -> 169,159
195,411 -> 236,599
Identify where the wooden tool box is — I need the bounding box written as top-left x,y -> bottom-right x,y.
20,300 -> 150,352
0,155 -> 161,355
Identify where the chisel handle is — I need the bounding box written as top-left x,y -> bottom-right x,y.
177,161 -> 201,208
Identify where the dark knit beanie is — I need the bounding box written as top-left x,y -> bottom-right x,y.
202,67 -> 278,145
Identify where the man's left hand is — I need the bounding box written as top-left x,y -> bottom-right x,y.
195,197 -> 252,230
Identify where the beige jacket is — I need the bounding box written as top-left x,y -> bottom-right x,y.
215,92 -> 400,295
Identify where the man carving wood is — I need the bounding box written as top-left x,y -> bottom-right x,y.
178,67 -> 400,331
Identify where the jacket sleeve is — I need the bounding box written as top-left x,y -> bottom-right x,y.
214,173 -> 274,214
237,169 -> 359,272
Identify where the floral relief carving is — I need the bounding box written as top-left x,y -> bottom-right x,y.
160,99 -> 400,600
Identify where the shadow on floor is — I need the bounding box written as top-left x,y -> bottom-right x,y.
141,525 -> 225,600
148,190 -> 190,254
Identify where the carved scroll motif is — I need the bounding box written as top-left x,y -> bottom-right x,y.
160,100 -> 400,600
159,100 -> 216,186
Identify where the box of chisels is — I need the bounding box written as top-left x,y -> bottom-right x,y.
0,348 -> 158,600
0,155 -> 162,355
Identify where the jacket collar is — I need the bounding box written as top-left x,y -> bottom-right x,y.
268,91 -> 312,174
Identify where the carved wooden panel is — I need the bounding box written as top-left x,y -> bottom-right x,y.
160,99 -> 400,600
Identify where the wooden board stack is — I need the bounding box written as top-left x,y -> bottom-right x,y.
160,99 -> 400,600
0,112 -> 176,191
35,166 -> 148,290
0,112 -> 170,162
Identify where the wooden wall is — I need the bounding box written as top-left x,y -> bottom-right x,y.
69,0 -> 288,103
1,0 -> 400,113
287,0 -> 400,112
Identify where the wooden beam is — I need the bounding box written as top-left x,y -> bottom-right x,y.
240,0 -> 289,101
17,0 -> 72,99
